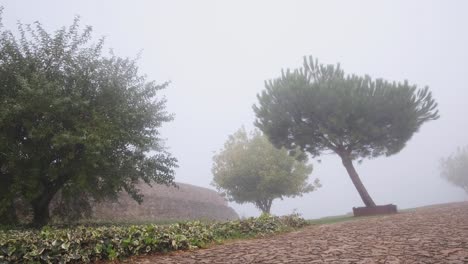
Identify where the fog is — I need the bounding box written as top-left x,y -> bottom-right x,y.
3,0 -> 467,219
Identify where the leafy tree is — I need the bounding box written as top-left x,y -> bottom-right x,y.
440,146 -> 468,194
212,128 -> 320,214
0,13 -> 177,226
253,56 -> 439,207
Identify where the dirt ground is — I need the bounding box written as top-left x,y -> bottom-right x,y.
122,202 -> 468,264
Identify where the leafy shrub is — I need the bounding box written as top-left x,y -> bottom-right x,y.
0,214 -> 306,263
278,213 -> 308,228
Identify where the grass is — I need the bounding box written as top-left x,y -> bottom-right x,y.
306,210 -> 394,226
307,214 -> 355,225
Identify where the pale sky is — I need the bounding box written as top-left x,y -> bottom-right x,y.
2,0 -> 467,218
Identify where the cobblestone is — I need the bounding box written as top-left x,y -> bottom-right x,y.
121,202 -> 468,263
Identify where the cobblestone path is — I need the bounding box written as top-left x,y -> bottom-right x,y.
123,202 -> 468,263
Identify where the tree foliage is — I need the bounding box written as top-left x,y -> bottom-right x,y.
0,13 -> 177,226
440,146 -> 468,194
254,56 -> 439,207
212,128 -> 320,213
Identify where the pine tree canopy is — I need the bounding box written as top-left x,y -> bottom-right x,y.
254,56 -> 439,160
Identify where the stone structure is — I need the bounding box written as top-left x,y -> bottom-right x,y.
92,182 -> 238,222
352,204 -> 398,217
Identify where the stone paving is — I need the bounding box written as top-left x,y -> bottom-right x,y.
122,202 -> 468,263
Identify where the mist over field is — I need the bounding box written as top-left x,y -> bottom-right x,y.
3,0 -> 467,219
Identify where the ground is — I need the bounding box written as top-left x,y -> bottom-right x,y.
121,202 -> 468,263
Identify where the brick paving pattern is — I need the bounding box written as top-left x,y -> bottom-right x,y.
122,202 -> 468,263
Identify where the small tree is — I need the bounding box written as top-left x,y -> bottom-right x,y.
254,56 -> 439,207
0,14 -> 177,226
440,147 -> 468,194
212,128 -> 320,214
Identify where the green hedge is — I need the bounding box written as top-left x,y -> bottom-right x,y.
0,214 -> 307,263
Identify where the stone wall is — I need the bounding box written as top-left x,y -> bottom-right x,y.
92,182 -> 238,222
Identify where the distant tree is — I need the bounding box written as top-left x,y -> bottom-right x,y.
212,128 -> 320,214
440,147 -> 468,194
254,56 -> 439,207
0,13 -> 177,226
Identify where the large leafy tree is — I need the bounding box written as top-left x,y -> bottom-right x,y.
254,56 -> 439,207
212,128 -> 320,214
0,14 -> 177,226
440,146 -> 468,194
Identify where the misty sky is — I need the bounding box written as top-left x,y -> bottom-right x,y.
2,0 -> 467,218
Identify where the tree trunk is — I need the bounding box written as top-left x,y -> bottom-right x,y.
0,200 -> 18,225
0,174 -> 18,225
256,199 -> 273,214
340,155 -> 376,207
265,199 -> 272,214
30,173 -> 73,227
31,190 -> 58,227
31,199 -> 51,227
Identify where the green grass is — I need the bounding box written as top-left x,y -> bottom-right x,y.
307,214 -> 355,225
306,210 -> 395,225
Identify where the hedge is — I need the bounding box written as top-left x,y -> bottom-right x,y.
0,214 -> 307,263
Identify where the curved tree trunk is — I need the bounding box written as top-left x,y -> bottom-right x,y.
340,155 -> 376,207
